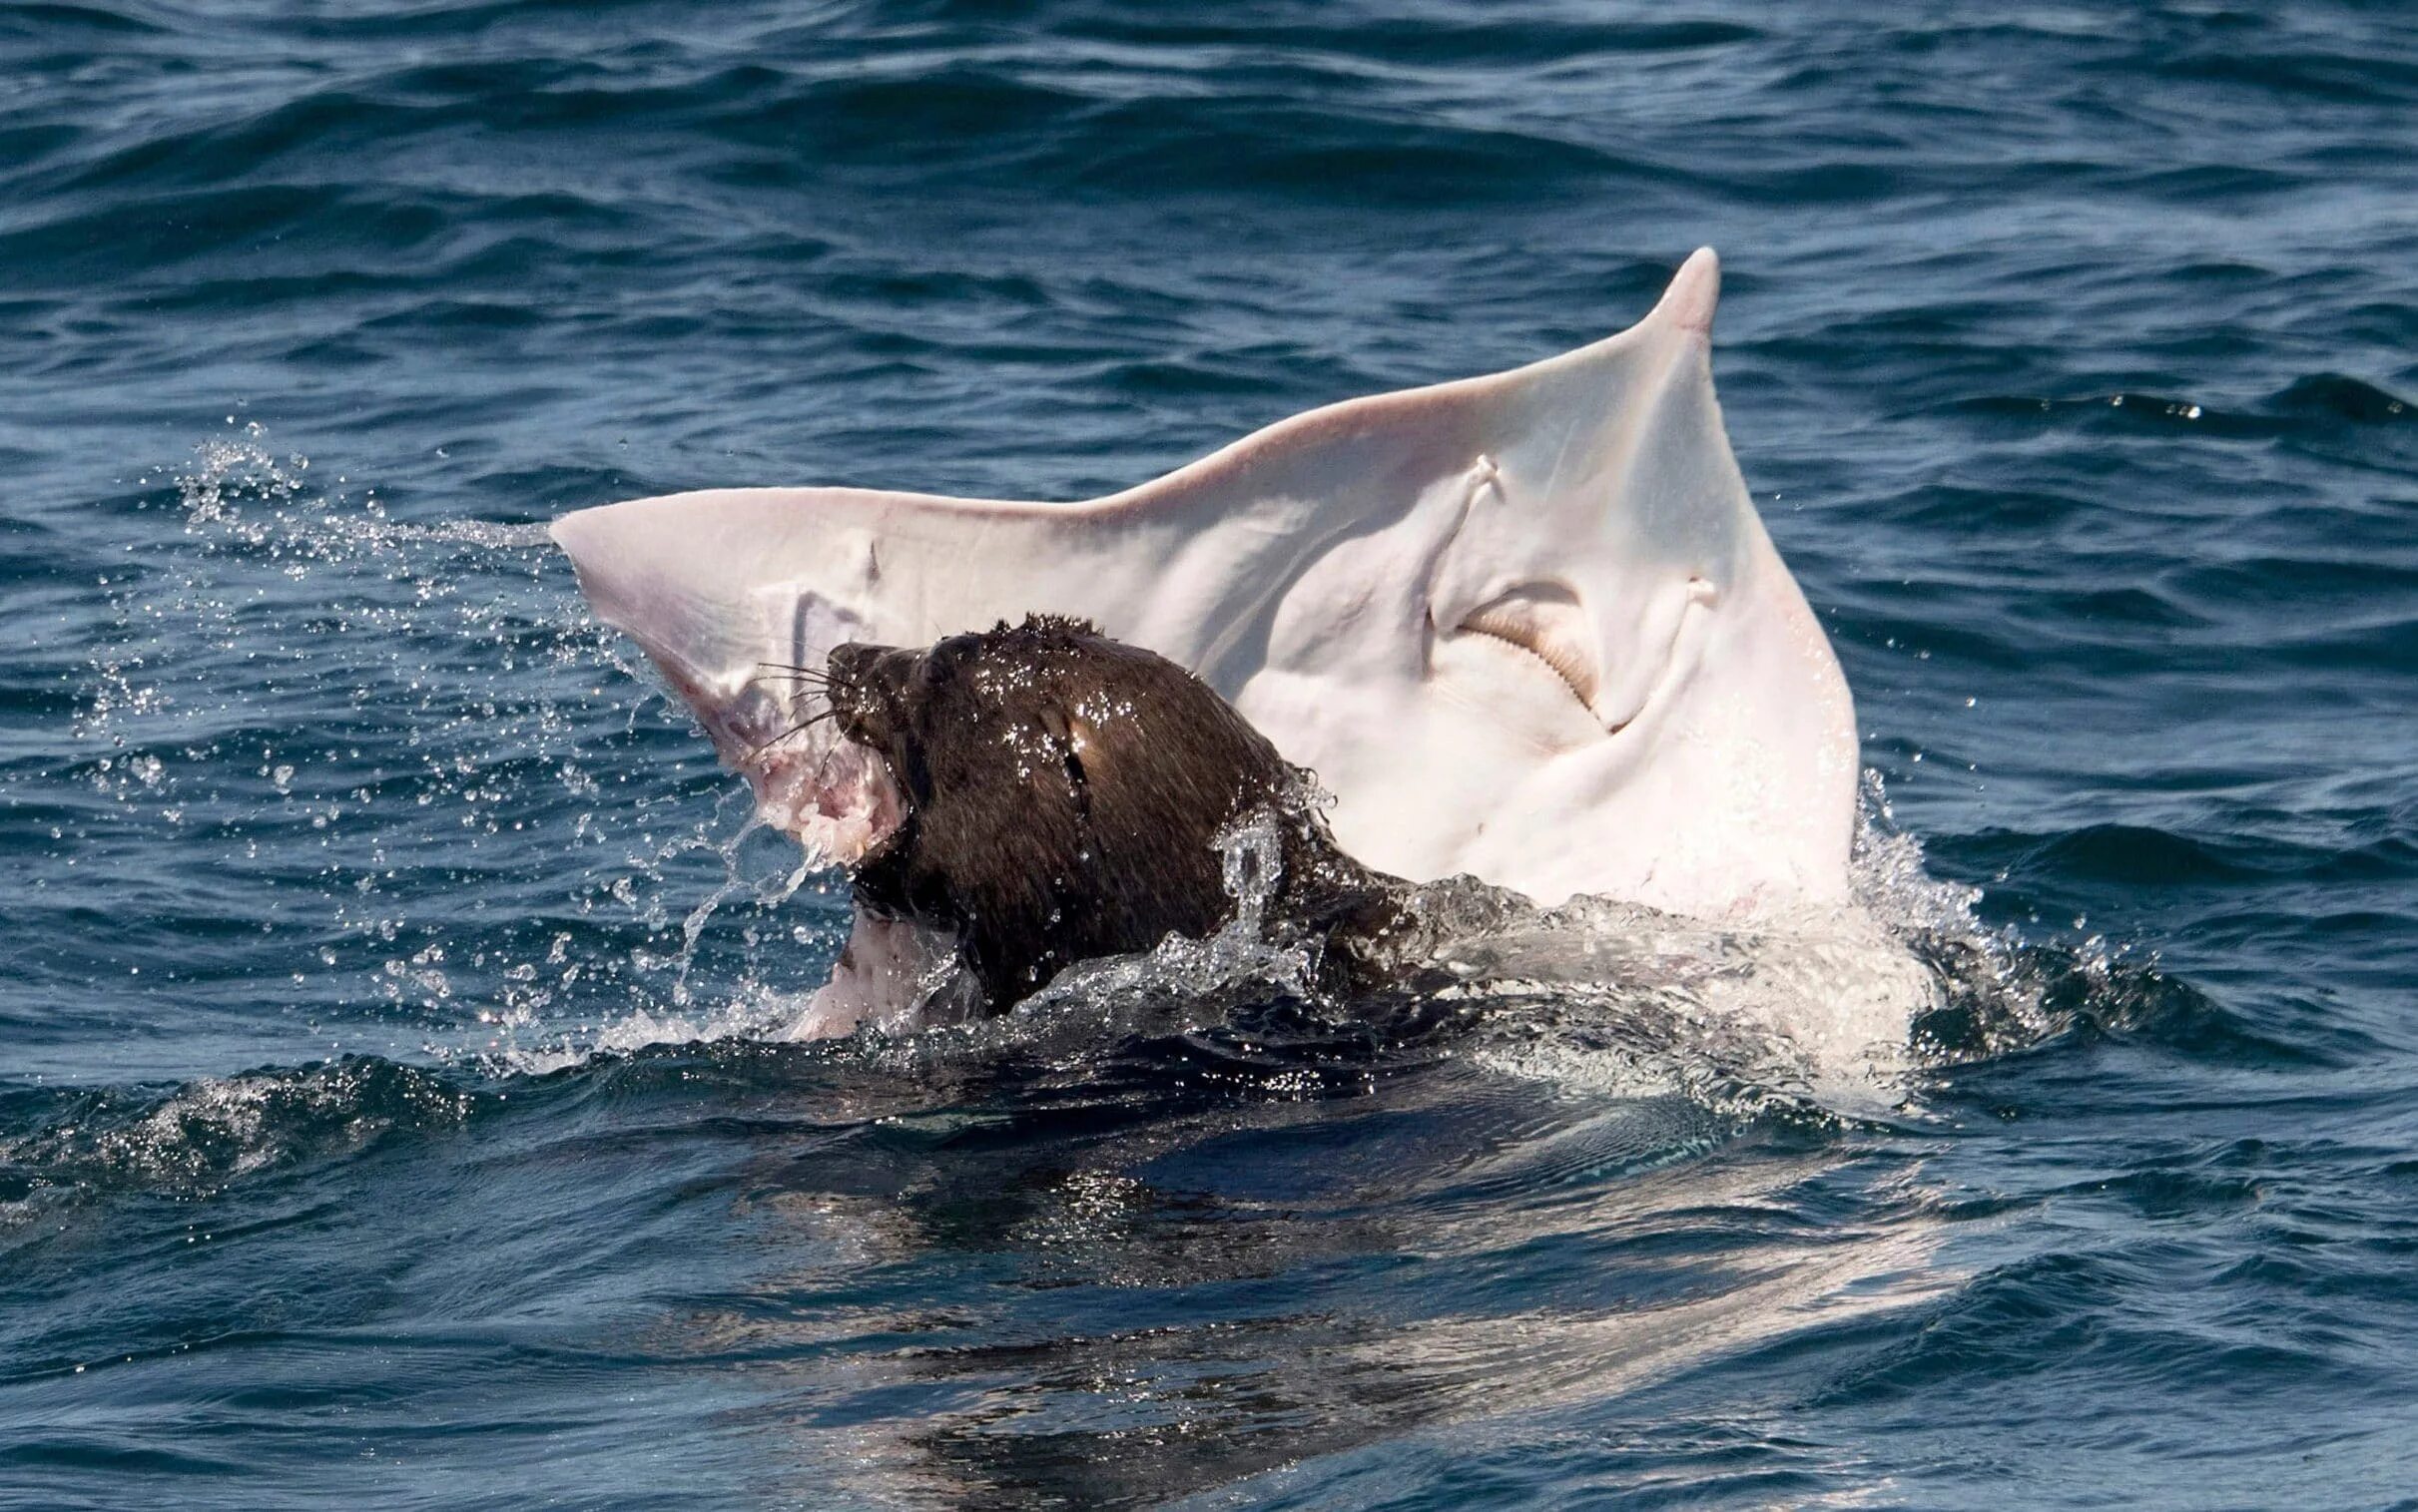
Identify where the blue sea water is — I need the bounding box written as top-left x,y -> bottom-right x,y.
5,1 -> 2417,1506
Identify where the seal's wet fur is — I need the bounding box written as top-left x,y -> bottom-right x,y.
825,616 -> 1401,1012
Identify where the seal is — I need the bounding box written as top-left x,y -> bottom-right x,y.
812,615 -> 1403,1013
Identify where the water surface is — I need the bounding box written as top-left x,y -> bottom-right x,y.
4,3 -> 2416,1506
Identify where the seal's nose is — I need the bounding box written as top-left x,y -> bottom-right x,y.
825,640 -> 885,687
825,640 -> 910,747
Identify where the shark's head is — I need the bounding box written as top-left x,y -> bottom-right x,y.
550,249 -> 1856,918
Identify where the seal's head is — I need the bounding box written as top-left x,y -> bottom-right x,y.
818,615 -> 1306,1009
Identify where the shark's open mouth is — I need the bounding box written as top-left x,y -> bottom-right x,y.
1450,578 -> 1713,739
1456,585 -> 1605,727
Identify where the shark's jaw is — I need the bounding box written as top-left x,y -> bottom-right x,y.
550,249 -> 1857,919
1455,582 -> 1640,733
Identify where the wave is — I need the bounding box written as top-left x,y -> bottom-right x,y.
0,1057 -> 478,1208
1950,373 -> 2414,437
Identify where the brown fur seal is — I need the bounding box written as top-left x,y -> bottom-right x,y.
817,616 -> 1404,1013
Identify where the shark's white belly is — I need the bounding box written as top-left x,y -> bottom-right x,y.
548,249 -> 1856,918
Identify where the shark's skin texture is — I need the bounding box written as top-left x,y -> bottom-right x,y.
551,249 -> 1857,920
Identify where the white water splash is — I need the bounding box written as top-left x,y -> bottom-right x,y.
481,765 -> 1993,1121
72,421 -> 844,1076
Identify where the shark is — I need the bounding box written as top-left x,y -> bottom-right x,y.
549,249 -> 1858,938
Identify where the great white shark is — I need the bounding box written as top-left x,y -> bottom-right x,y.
550,249 -> 1858,939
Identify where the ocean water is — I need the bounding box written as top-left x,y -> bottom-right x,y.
5,2 -> 2416,1506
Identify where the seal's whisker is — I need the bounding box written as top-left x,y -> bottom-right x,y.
750,671 -> 833,694
747,707 -> 838,758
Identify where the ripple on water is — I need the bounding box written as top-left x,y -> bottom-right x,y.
4,0 -> 2418,1503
